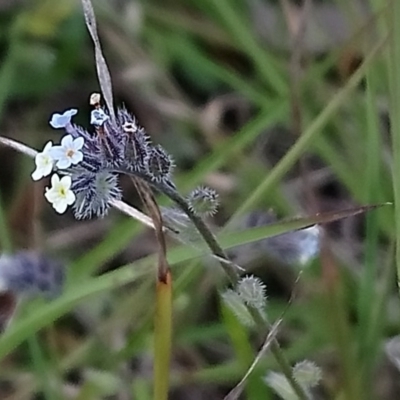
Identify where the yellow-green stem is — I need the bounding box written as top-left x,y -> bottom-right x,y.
154,269 -> 172,400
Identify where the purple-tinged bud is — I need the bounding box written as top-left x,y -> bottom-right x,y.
146,145 -> 174,183
123,124 -> 151,172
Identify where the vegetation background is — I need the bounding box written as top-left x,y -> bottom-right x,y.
0,0 -> 399,399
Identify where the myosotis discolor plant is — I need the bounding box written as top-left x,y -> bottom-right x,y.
0,1 -> 332,399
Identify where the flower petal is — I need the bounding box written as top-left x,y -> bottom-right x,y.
42,161 -> 54,177
73,137 -> 84,150
70,151 -> 83,165
45,188 -> 59,203
55,158 -> 72,169
52,200 -> 68,214
49,109 -> 78,129
65,190 -> 76,205
50,174 -> 61,187
42,141 -> 53,153
31,169 -> 43,181
60,134 -> 74,148
48,146 -> 65,159
60,176 -> 72,189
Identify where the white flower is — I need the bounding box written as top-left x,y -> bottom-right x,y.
44,174 -> 76,214
31,141 -> 54,181
49,109 -> 78,129
49,135 -> 84,169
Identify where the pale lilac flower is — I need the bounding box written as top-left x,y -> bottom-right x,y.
49,109 -> 78,129
50,135 -> 84,169
44,174 -> 76,214
31,141 -> 54,181
91,109 -> 109,126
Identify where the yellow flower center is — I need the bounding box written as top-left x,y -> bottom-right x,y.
67,150 -> 75,157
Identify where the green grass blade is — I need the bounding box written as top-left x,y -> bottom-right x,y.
388,0 -> 400,291
356,62 -> 382,393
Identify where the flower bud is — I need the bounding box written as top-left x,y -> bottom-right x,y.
236,275 -> 267,311
293,360 -> 322,388
187,186 -> 219,216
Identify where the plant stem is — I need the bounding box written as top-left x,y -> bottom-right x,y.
0,135 -> 308,399
158,183 -> 240,283
150,180 -> 310,400
250,308 -> 308,400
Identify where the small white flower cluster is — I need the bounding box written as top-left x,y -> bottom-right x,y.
32,109 -> 85,214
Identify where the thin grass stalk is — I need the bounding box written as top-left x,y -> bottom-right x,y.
249,307 -> 308,400
320,241 -> 361,400
221,304 -> 264,400
357,63 -> 381,394
28,335 -> 58,400
388,0 -> 400,292
154,270 -> 172,400
130,177 -> 173,399
364,242 -> 395,362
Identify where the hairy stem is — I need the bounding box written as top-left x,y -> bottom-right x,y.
141,177 -> 309,400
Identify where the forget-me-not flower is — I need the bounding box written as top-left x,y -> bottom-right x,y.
44,174 -> 76,214
32,96 -> 179,218
31,141 -> 54,181
49,109 -> 78,129
49,135 -> 84,169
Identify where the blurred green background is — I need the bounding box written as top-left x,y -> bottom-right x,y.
0,0 -> 399,399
